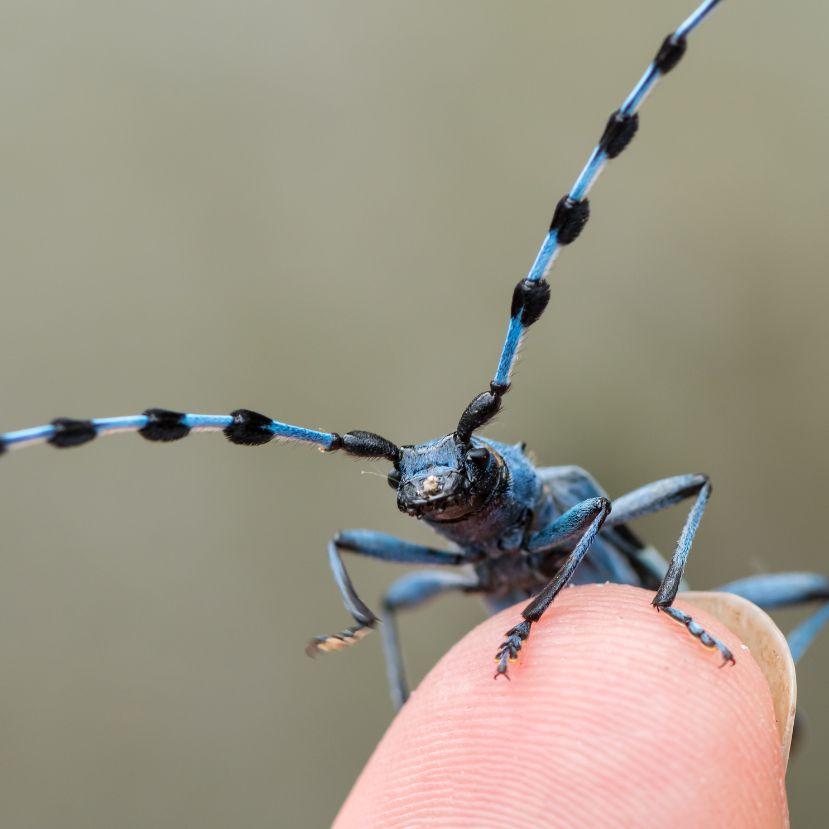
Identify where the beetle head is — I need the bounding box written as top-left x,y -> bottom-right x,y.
389,434 -> 501,521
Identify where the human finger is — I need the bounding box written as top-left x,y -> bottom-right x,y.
335,583 -> 789,829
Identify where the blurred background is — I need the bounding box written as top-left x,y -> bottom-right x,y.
1,0 -> 827,825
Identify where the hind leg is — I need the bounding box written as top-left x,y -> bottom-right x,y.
716,573 -> 829,663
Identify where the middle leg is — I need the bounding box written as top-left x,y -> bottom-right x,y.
381,569 -> 482,710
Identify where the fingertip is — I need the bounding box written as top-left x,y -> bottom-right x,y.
335,584 -> 788,829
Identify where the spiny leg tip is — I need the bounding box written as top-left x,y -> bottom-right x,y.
306,635 -> 340,657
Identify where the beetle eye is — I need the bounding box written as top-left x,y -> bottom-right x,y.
465,447 -> 489,469
387,468 -> 402,489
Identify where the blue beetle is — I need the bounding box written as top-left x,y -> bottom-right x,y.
2,0 -> 828,712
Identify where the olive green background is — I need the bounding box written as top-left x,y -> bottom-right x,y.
1,1 -> 827,826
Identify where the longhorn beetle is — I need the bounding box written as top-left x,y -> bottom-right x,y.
3,0 -> 829,723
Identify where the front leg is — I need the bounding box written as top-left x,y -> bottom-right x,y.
495,496 -> 610,677
306,530 -> 465,655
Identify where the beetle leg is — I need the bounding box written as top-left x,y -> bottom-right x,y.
306,530 -> 464,658
494,496 -> 610,677
602,474 -> 731,660
381,569 -> 482,710
603,473 -> 710,606
716,572 -> 829,663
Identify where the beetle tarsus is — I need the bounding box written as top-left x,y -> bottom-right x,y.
658,604 -> 735,665
493,622 -> 532,678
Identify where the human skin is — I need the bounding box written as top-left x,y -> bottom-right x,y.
335,583 -> 788,829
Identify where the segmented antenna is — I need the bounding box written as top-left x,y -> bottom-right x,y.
491,0 -> 724,392
0,408 -> 400,461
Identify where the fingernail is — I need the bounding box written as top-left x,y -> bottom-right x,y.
683,591 -> 797,767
